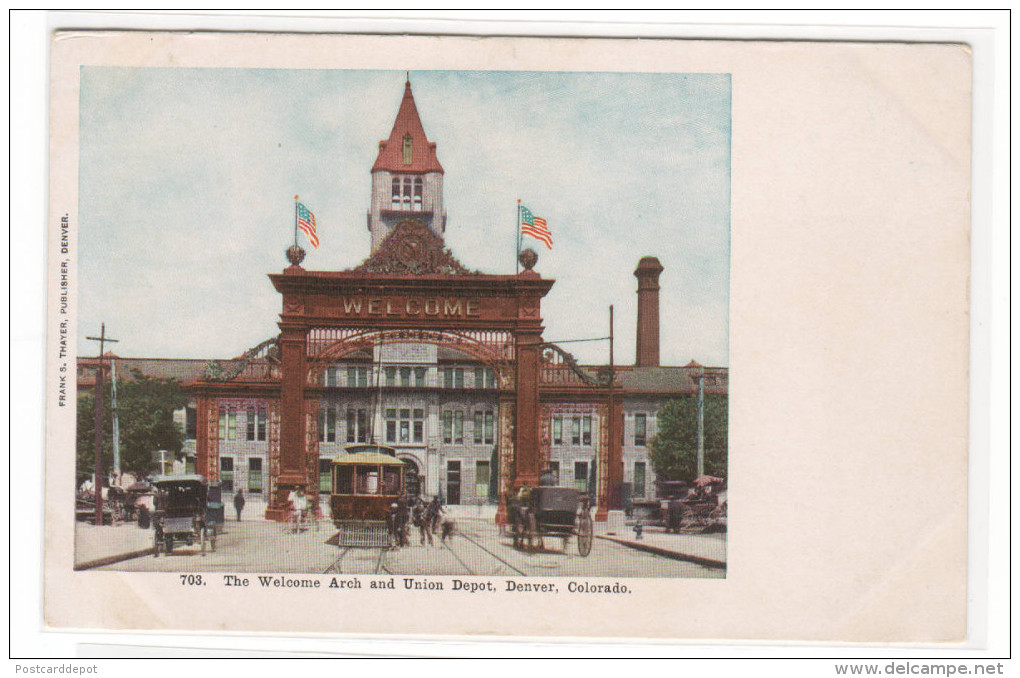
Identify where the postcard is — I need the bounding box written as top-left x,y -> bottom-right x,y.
45,31 -> 970,642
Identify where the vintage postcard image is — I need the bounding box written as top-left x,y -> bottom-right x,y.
46,33 -> 969,641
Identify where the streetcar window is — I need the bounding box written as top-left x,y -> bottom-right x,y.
382,466 -> 402,495
356,467 -> 380,495
335,466 -> 354,495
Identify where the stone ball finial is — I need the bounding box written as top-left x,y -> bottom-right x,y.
286,244 -> 306,266
519,247 -> 538,271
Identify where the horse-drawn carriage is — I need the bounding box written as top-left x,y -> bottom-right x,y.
151,475 -> 216,556
662,476 -> 727,533
509,486 -> 594,556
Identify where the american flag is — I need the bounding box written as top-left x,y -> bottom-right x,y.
296,201 -> 319,248
520,204 -> 552,249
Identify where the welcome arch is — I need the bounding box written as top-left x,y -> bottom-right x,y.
265,252 -> 554,523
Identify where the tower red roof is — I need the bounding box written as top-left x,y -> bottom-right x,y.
371,78 -> 444,174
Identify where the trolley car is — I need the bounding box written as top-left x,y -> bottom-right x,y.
329,444 -> 406,547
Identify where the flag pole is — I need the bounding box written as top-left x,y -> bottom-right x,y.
293,195 -> 299,247
515,199 -> 521,274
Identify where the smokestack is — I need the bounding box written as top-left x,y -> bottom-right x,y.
634,256 -> 664,367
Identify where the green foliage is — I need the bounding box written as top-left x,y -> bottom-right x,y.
648,394 -> 728,483
77,369 -> 187,480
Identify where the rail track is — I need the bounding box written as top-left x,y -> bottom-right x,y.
322,545 -> 388,575
441,529 -> 526,577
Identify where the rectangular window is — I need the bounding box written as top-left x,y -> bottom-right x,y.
325,408 -> 336,442
218,408 -> 236,441
446,461 -> 461,505
185,407 -> 197,440
399,408 -> 411,443
400,367 -> 411,387
571,417 -> 581,445
475,461 -> 490,498
454,410 -> 463,444
319,459 -> 332,493
247,408 -> 257,441
574,461 -> 589,493
474,411 -> 484,444
473,368 -> 495,388
414,367 -> 426,387
443,367 -> 464,388
385,366 -> 397,387
257,408 -> 266,441
385,408 -> 397,443
473,410 -> 494,445
582,415 -> 592,446
347,366 -> 368,387
220,457 -> 234,493
552,416 -> 562,446
247,458 -> 263,493
633,461 -> 647,498
634,413 -> 647,447
548,461 -> 560,486
325,367 -> 338,387
347,408 -> 368,443
413,408 -> 424,443
443,410 -> 463,444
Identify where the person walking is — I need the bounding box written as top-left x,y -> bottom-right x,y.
233,490 -> 246,522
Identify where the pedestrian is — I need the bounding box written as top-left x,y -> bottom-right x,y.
233,490 -> 245,522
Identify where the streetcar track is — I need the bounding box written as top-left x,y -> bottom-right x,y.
323,546 -> 354,574
449,529 -> 527,577
441,539 -> 477,575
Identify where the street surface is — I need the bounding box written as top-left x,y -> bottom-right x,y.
96,518 -> 724,578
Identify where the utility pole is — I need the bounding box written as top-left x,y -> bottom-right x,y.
111,358 -> 120,480
85,323 -> 118,526
696,367 -> 705,478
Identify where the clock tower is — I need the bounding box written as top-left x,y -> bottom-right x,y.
367,77 -> 447,253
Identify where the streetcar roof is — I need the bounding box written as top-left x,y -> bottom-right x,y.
151,474 -> 206,485
331,452 -> 406,467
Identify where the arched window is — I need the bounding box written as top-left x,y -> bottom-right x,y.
413,178 -> 423,211
402,134 -> 413,165
402,177 -> 412,209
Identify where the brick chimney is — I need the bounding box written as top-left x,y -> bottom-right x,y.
634,256 -> 664,367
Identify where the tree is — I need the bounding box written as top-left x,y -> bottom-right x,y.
648,394 -> 728,483
77,369 -> 187,480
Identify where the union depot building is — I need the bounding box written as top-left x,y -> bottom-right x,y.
78,79 -> 728,522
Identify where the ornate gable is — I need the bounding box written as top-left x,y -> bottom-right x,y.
352,219 -> 475,275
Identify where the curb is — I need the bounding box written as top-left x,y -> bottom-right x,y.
74,547 -> 154,571
596,535 -> 726,569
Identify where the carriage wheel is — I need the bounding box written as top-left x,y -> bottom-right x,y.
526,512 -> 542,552
576,510 -> 594,557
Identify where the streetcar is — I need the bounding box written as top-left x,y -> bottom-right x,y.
329,443 -> 406,547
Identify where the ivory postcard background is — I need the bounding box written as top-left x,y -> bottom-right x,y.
44,32 -> 971,642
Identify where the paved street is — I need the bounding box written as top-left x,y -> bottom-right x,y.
93,518 -> 724,578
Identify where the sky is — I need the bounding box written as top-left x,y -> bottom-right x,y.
78,68 -> 730,367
